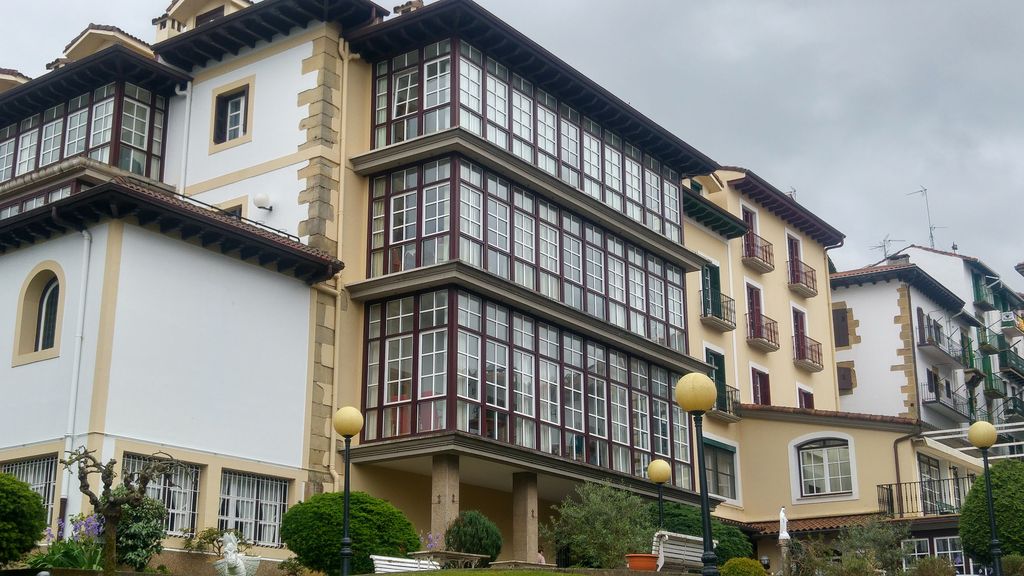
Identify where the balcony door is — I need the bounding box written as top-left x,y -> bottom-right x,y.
787,235 -> 800,282
918,454 -> 942,514
793,308 -> 807,357
747,284 -> 762,337
705,349 -> 727,411
742,207 -> 756,256
702,264 -> 722,317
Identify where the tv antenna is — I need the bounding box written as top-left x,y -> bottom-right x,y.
907,186 -> 941,248
870,234 -> 905,258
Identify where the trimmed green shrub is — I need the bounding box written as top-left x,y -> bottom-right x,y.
281,491 -> 419,575
444,510 -> 502,564
910,556 -> 956,576
960,459 -> 1024,564
543,482 -> 656,568
111,486 -> 167,571
1003,554 -> 1024,576
720,557 -> 766,576
0,473 -> 47,566
662,502 -> 752,563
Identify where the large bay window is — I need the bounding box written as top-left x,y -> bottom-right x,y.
363,288 -> 690,483
367,156 -> 687,354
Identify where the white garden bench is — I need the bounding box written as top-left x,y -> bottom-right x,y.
370,554 -> 441,573
652,530 -> 715,571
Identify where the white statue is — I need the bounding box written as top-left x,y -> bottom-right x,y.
779,506 -> 790,540
214,533 -> 260,576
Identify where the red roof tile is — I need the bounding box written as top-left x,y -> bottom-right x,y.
64,24 -> 153,55
745,513 -> 882,535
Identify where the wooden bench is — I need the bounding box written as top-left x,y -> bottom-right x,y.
370,554 -> 441,573
651,530 -> 714,572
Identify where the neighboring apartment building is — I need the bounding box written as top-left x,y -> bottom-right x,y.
829,251 -> 1023,574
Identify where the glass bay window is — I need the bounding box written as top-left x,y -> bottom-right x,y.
363,287 -> 692,483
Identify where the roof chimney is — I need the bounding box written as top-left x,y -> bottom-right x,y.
394,0 -> 423,15
886,254 -> 911,266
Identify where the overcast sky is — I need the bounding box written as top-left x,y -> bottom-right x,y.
3,0 -> 1022,285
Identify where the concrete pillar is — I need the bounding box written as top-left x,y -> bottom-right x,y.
780,537 -> 791,576
431,454 -> 460,540
512,472 -> 539,561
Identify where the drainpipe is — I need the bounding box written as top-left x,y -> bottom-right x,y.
55,209 -> 93,529
891,424 -> 922,519
175,81 -> 193,193
327,36 -> 354,488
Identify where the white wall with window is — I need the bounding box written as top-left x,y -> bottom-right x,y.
787,431 -> 859,504
168,39 -> 316,188
102,225 -> 310,468
1,455 -> 58,523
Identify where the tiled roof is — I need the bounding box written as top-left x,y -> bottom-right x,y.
830,261 -> 966,312
720,166 -> 844,247
745,513 -> 881,535
64,24 -> 153,55
0,68 -> 31,81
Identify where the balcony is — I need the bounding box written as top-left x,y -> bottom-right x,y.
787,259 -> 818,298
974,277 -> 997,311
998,348 -> 1024,383
700,290 -> 736,332
961,336 -> 984,385
920,381 -> 971,420
1006,397 -> 1024,422
746,313 -> 780,352
793,334 -> 824,372
1002,311 -> 1024,339
877,476 -> 974,518
708,384 -> 741,423
978,328 -> 1001,355
974,406 -> 1006,425
916,321 -> 964,367
983,369 -> 1007,399
741,232 -> 774,273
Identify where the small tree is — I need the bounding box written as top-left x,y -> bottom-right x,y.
0,473 -> 47,567
960,459 -> 1024,564
113,486 -> 167,571
833,516 -> 909,574
445,510 -> 502,564
280,491 -> 419,575
61,447 -> 184,576
543,482 -> 655,568
662,501 -> 752,563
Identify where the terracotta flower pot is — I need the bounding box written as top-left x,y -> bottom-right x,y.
625,553 -> 659,571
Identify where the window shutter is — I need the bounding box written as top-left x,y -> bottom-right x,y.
833,307 -> 850,347
837,366 -> 854,391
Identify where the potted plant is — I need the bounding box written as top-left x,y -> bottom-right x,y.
625,552 -> 659,571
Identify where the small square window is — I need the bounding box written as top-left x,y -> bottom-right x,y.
214,88 -> 248,144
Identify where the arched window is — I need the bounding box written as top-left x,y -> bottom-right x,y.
35,278 -> 59,351
14,261 -> 65,365
798,438 -> 852,496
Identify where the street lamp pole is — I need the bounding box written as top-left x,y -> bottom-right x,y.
334,407 -> 364,576
648,459 -> 671,529
968,420 -> 1002,576
675,373 -> 720,576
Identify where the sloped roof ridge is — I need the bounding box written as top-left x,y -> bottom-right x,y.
64,23 -> 153,55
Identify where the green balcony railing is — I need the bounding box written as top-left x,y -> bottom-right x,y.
999,348 -> 1024,381
978,328 -> 1001,355
1006,397 -> 1024,420
974,275 -> 997,311
961,335 -> 978,370
982,356 -> 1007,398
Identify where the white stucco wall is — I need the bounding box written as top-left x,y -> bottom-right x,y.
834,280 -> 907,416
188,163 -> 309,238
103,225 -> 311,467
0,225 -> 110,450
164,38 -> 316,189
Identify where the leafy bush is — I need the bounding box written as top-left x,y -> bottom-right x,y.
543,482 -> 655,568
830,556 -> 877,576
182,526 -> 252,555
721,557 -> 766,576
0,473 -> 47,566
910,556 -> 956,576
111,486 -> 167,571
662,502 -> 752,563
26,514 -> 104,571
445,510 -> 502,564
281,491 -> 419,575
960,459 -> 1024,564
787,537 -> 837,576
278,557 -> 308,576
1003,554 -> 1024,576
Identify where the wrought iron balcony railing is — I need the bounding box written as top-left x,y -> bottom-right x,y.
741,232 -> 774,273
787,259 -> 818,297
878,477 -> 974,517
793,334 -> 824,372
746,313 -> 780,352
699,290 -> 736,331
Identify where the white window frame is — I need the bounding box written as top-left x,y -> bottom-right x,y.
788,431 -> 859,503
218,471 -> 288,548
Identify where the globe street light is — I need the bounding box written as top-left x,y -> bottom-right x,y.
333,406 -> 364,576
648,458 -> 672,529
968,420 -> 1002,576
675,372 -> 720,576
